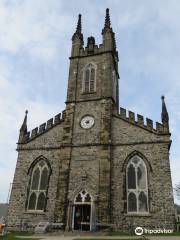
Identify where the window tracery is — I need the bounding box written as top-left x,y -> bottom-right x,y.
126,155 -> 149,213
27,159 -> 50,211
83,63 -> 96,93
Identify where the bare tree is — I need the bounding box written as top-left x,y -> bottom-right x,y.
174,182 -> 180,200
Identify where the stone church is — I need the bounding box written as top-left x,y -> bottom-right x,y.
8,9 -> 175,231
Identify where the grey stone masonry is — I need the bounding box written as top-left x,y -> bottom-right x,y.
8,9 -> 175,232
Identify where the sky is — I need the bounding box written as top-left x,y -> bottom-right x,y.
0,0 -> 180,204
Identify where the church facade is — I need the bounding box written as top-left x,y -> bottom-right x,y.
8,9 -> 175,231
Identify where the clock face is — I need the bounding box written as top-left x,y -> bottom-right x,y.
80,116 -> 94,129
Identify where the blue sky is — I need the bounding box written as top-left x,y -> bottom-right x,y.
0,0 -> 180,204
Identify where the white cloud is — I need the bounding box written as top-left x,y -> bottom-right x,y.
0,58 -> 64,202
0,0 -> 72,62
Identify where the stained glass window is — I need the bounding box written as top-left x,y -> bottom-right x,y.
27,159 -> 50,211
128,164 -> 136,189
137,163 -> 146,189
40,167 -> 48,190
85,193 -> 91,202
74,190 -> 92,203
75,194 -> 82,202
37,192 -> 46,210
31,168 -> 40,190
139,191 -> 148,212
128,192 -> 137,212
28,192 -> 36,210
126,155 -> 149,213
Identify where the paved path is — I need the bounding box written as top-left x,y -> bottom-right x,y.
17,234 -> 180,240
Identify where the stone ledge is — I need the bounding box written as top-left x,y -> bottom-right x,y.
23,211 -> 46,215
124,213 -> 152,217
17,140 -> 172,151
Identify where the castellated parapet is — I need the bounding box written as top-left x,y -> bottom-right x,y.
71,43 -> 119,59
21,112 -> 65,143
119,107 -> 170,135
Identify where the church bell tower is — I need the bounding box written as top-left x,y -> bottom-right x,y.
63,9 -> 119,230
66,8 -> 119,108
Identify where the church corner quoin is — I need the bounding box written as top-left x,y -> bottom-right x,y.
8,9 -> 175,232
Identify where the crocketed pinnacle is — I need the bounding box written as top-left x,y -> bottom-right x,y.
161,96 -> 169,123
104,8 -> 111,29
76,14 -> 82,34
72,14 -> 83,43
20,110 -> 28,133
102,8 -> 116,49
102,8 -> 112,34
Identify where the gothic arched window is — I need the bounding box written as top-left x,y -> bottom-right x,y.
126,155 -> 149,213
74,190 -> 92,203
27,159 -> 50,211
83,63 -> 96,93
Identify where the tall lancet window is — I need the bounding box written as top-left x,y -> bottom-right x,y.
126,155 -> 149,213
27,158 -> 50,211
83,63 -> 96,93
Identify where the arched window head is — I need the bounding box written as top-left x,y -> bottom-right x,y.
126,155 -> 149,213
27,159 -> 50,211
83,63 -> 96,93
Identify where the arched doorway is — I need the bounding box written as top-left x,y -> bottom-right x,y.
72,190 -> 93,231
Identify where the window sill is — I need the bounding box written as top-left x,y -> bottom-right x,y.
125,213 -> 151,217
24,210 -> 45,215
81,91 -> 96,95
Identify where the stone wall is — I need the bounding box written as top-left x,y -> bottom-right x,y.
8,102 -> 175,231
7,18 -> 175,231
111,116 -> 175,230
67,52 -> 118,105
7,124 -> 65,229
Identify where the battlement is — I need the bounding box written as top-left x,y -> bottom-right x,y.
70,42 -> 118,59
118,107 -> 169,134
71,11 -> 118,60
24,111 -> 65,143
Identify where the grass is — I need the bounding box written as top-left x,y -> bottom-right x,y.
0,231 -> 41,240
145,232 -> 180,236
106,229 -> 180,236
74,239 -> 146,240
107,231 -> 133,236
